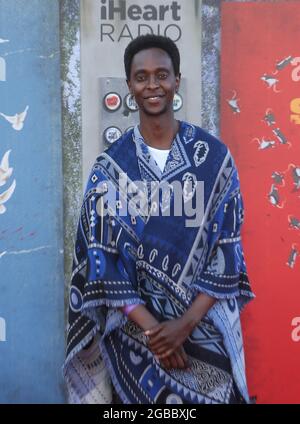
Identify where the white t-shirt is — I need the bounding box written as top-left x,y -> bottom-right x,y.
122,145 -> 170,314
147,145 -> 170,173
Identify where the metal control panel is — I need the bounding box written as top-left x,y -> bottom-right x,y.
99,77 -> 187,149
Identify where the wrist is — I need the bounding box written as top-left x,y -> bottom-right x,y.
180,312 -> 200,333
142,319 -> 159,332
128,305 -> 159,331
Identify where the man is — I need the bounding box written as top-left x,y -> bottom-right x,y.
64,35 -> 254,404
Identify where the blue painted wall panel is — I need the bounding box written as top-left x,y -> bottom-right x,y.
0,0 -> 65,403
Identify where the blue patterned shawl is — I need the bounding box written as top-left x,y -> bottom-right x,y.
64,121 -> 254,404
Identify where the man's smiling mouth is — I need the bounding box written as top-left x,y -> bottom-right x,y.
144,95 -> 165,100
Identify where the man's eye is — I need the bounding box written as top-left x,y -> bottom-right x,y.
158,73 -> 168,79
136,75 -> 146,82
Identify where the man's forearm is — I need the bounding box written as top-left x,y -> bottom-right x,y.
181,293 -> 216,332
125,304 -> 159,331
122,293 -> 216,336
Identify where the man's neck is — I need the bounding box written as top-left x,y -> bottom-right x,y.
139,114 -> 179,150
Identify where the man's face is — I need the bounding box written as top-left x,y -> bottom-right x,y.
127,47 -> 180,117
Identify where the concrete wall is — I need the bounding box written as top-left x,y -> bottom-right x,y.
60,0 -> 83,328
80,0 -> 203,183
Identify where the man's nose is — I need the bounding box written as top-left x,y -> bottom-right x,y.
147,75 -> 160,89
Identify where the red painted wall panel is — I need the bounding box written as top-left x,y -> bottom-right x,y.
221,1 -> 300,404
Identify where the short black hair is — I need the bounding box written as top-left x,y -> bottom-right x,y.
124,34 -> 180,81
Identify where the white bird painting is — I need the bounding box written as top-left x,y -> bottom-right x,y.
0,179 -> 16,214
227,91 -> 241,114
0,38 -> 9,44
0,106 -> 29,131
261,74 -> 280,93
0,150 -> 13,187
252,137 -> 276,150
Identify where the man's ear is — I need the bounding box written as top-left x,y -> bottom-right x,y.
126,79 -> 131,93
175,73 -> 181,91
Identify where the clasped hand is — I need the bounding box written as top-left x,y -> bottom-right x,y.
145,318 -> 191,370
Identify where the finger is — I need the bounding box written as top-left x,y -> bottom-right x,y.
152,344 -> 173,356
153,348 -> 167,357
170,351 -> 188,369
173,350 -> 185,369
148,336 -> 167,349
181,352 -> 190,369
157,349 -> 174,359
144,326 -> 162,337
152,339 -> 179,355
179,347 -> 189,367
177,350 -> 189,368
168,353 -> 178,369
160,357 -> 171,370
149,339 -> 169,352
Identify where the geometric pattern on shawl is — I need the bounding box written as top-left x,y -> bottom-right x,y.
64,121 -> 254,404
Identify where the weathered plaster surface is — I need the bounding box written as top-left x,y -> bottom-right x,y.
202,0 -> 221,137
202,0 -> 266,136
60,0 -> 82,323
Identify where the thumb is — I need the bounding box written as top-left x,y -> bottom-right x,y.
144,325 -> 161,337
